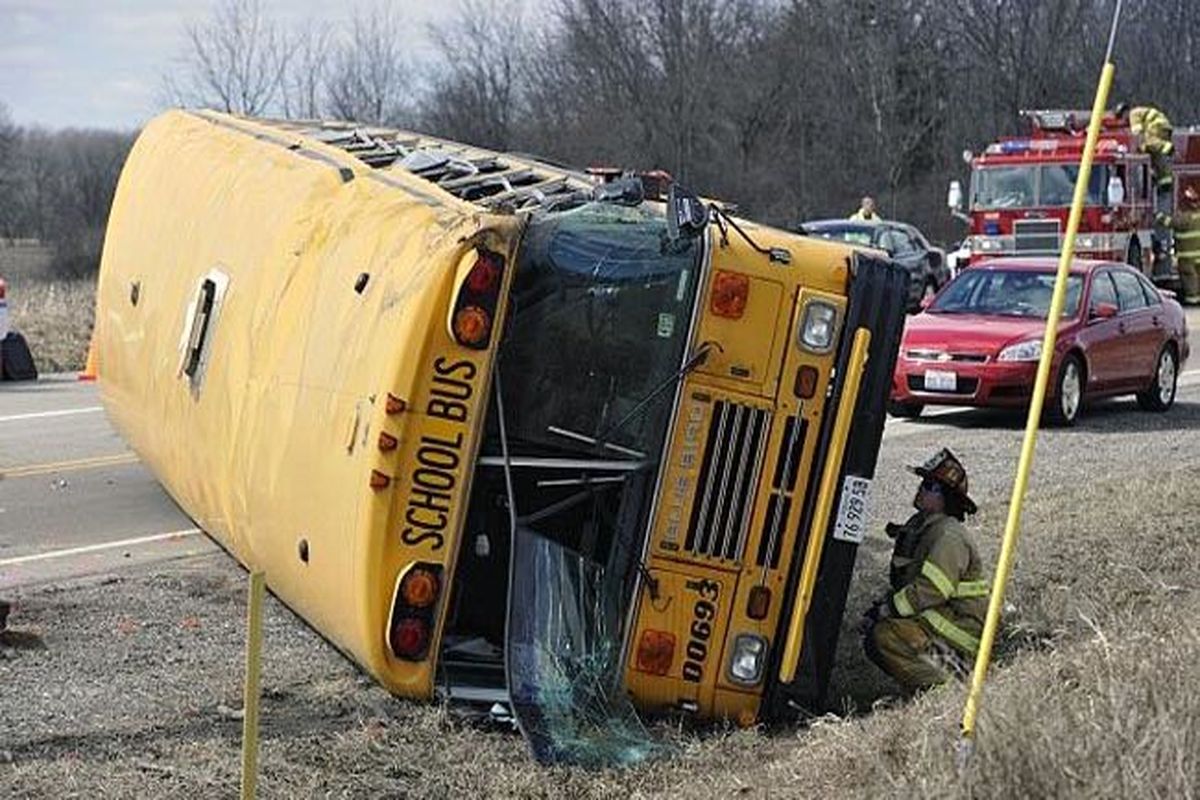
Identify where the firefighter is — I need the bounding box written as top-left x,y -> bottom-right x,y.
863,448 -> 989,694
1174,182 -> 1200,305
1127,105 -> 1175,190
850,196 -> 881,221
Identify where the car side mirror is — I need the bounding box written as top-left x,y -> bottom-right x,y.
920,294 -> 935,310
1090,302 -> 1118,320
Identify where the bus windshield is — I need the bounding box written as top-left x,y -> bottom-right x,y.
462,200 -> 703,765
972,164 -> 1108,209
500,201 -> 702,457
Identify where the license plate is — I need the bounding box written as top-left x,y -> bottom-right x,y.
924,369 -> 957,391
832,475 -> 873,544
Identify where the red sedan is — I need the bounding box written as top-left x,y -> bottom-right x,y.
889,258 -> 1190,425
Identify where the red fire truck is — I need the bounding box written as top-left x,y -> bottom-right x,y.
948,109 -> 1200,287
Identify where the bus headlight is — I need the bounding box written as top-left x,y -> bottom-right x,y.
798,301 -> 838,353
728,634 -> 768,685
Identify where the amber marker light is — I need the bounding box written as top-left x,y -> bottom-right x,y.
747,585 -> 771,620
710,270 -> 750,319
794,365 -> 819,399
400,568 -> 440,608
453,305 -> 491,348
636,630 -> 676,676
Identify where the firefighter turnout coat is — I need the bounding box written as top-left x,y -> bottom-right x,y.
886,511 -> 989,656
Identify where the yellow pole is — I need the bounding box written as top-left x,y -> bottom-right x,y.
959,63 -> 1116,745
241,571 -> 266,799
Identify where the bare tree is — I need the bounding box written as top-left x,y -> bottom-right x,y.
325,6 -> 414,125
0,102 -> 19,239
280,21 -> 333,120
167,0 -> 289,115
423,0 -> 530,149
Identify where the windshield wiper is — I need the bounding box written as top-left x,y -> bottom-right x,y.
592,340 -> 721,451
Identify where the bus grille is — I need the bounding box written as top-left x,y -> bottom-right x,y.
684,401 -> 770,561
1014,219 -> 1061,253
756,415 -> 807,568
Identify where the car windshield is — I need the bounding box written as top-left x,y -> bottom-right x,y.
809,227 -> 875,247
930,269 -> 1083,318
973,164 -> 1108,209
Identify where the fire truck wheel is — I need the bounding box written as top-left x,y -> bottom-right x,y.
1127,238 -> 1143,273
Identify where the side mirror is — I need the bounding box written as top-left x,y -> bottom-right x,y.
1106,175 -> 1126,207
667,183 -> 709,242
1090,301 -> 1118,320
920,294 -> 936,310
948,180 -> 964,212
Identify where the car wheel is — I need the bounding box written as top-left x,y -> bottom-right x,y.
1047,354 -> 1084,426
1136,345 -> 1178,411
1127,238 -> 1143,273
888,400 -> 924,418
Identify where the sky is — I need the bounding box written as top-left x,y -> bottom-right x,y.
0,1 -> 465,130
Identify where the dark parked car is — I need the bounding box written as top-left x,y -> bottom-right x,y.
802,219 -> 951,311
889,258 -> 1190,425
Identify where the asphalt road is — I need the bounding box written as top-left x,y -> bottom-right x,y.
3,305 -> 1200,593
0,377 -> 213,590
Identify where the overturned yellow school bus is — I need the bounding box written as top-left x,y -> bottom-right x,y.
96,110 -> 908,764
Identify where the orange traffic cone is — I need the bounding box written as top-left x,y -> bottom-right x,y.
78,337 -> 98,381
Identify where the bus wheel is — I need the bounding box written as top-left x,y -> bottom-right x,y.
1127,238 -> 1143,273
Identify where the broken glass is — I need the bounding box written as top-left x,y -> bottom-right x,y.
505,525 -> 663,768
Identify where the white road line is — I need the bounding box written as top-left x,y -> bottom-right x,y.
0,406 -> 103,424
0,528 -> 203,567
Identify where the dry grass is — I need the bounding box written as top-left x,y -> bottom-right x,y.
5,462 -> 1197,798
7,277 -> 96,373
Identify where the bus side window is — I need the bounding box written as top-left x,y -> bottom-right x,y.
183,279 -> 217,378
181,271 -> 229,389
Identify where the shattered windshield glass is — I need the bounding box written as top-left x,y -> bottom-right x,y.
506,526 -> 662,767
